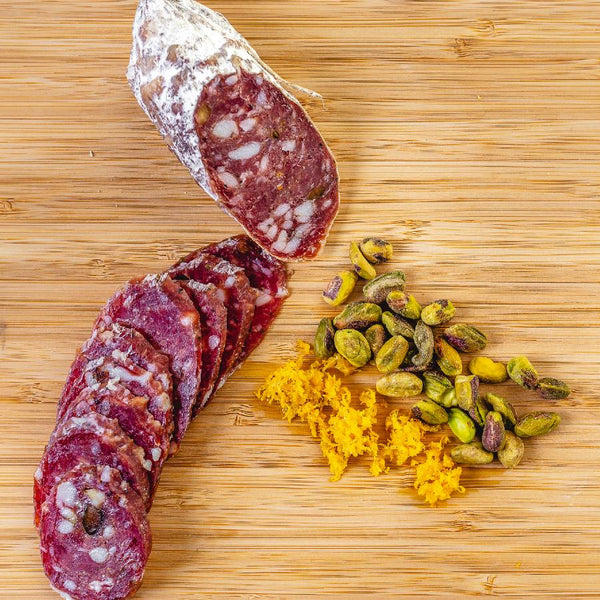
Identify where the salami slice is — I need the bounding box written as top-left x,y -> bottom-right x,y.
61,385 -> 169,494
203,235 -> 289,364
128,0 -> 339,260
96,274 -> 202,446
178,281 -> 227,411
39,464 -> 151,600
60,322 -> 174,441
168,253 -> 255,404
34,413 -> 151,527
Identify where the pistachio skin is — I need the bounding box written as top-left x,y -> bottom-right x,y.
314,317 -> 335,359
482,411 -> 506,452
497,432 -> 525,468
359,237 -> 393,264
421,299 -> 456,326
322,270 -> 358,306
333,329 -> 372,368
507,355 -> 539,390
333,302 -> 382,330
443,323 -> 487,353
363,271 -> 406,304
376,372 -> 423,398
536,377 -> 570,400
514,412 -> 561,438
349,241 -> 377,279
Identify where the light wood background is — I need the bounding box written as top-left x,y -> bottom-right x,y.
1,1 -> 600,598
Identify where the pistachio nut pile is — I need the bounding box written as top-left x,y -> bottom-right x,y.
316,237 -> 570,470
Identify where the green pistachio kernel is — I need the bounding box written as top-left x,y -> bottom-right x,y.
443,323 -> 487,353
411,399 -> 449,425
421,299 -> 456,326
455,375 -> 479,412
376,372 -> 423,398
447,408 -> 477,444
536,377 -> 570,400
434,337 -> 462,377
333,302 -> 382,330
422,370 -> 454,404
314,317 -> 335,359
482,411 -> 506,453
387,291 -> 422,320
358,237 -> 393,264
468,356 -> 508,383
375,335 -> 409,374
364,324 -> 387,357
333,329 -> 372,368
322,270 -> 358,306
349,241 -> 377,280
363,271 -> 406,304
507,355 -> 539,390
381,311 -> 415,339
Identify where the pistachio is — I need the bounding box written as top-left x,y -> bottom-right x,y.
507,355 -> 539,390
411,399 -> 449,425
412,320 -> 434,368
468,356 -> 508,383
514,411 -> 561,438
382,311 -> 415,339
434,337 -> 462,377
455,375 -> 479,412
376,372 -> 423,398
333,302 -> 382,330
497,431 -> 525,468
359,237 -> 393,264
468,396 -> 489,428
423,370 -> 454,404
537,377 -> 570,400
349,241 -> 377,279
376,335 -> 409,374
451,441 -> 494,465
365,324 -> 387,357
447,408 -> 477,443
314,317 -> 335,359
486,392 -> 517,427
443,323 -> 487,353
439,387 -> 458,408
421,299 -> 456,326
482,411 -> 506,452
363,270 -> 406,304
322,270 -> 358,306
333,329 -> 371,368
387,291 -> 422,320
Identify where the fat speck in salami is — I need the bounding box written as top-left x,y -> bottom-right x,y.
128,0 -> 339,260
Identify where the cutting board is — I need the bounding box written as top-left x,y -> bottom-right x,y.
2,1 -> 600,597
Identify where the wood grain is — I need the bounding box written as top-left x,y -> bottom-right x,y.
1,0 -> 600,597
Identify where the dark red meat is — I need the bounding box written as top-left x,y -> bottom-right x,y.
95,275 -> 201,446
61,385 -> 168,494
203,234 -> 289,364
60,323 -> 173,441
39,464 -> 151,600
34,412 -> 150,527
178,281 -> 228,412
195,69 -> 339,260
168,253 -> 256,401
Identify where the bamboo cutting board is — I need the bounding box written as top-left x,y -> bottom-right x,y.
1,0 -> 600,597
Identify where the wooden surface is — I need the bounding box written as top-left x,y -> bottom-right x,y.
1,0 -> 600,597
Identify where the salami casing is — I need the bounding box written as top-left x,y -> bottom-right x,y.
203,235 -> 288,364
128,0 -> 339,260
39,464 -> 151,600
96,274 -> 201,447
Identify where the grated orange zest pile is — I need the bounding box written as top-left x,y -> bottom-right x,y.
256,342 -> 464,506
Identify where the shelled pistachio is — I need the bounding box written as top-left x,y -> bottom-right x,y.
497,432 -> 525,468
387,291 -> 422,320
486,392 -> 517,427
382,311 -> 415,339
482,411 -> 506,452
333,302 -> 382,330
514,412 -> 561,438
322,270 -> 358,306
363,271 -> 406,303
314,317 -> 335,359
375,335 -> 409,374
376,372 -> 423,398
412,399 -> 449,425
507,355 -> 539,390
349,241 -> 377,279
468,356 -> 507,383
443,323 -> 487,353
434,338 -> 462,377
365,324 -> 387,357
455,375 -> 479,412
451,441 -> 494,465
423,371 -> 454,404
448,408 -> 476,444
412,320 -> 434,369
421,299 -> 456,326
537,377 -> 570,400
359,237 -> 393,264
333,329 -> 371,368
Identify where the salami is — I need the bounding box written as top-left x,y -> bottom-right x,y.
178,281 -> 227,411
60,323 -> 174,441
203,235 -> 289,364
168,253 -> 255,404
34,413 -> 151,527
39,464 -> 151,600
127,0 -> 339,260
96,274 -> 202,446
61,385 -> 169,494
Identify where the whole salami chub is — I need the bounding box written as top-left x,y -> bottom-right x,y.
128,0 -> 339,260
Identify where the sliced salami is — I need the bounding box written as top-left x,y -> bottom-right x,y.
61,385 -> 169,494
168,253 -> 255,404
60,322 -> 174,440
96,274 -> 202,446
203,235 -> 289,364
34,413 -> 151,527
178,281 -> 227,411
39,464 -> 151,600
128,0 -> 339,260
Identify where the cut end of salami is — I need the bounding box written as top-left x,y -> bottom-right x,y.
40,465 -> 151,600
128,0 -> 339,260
